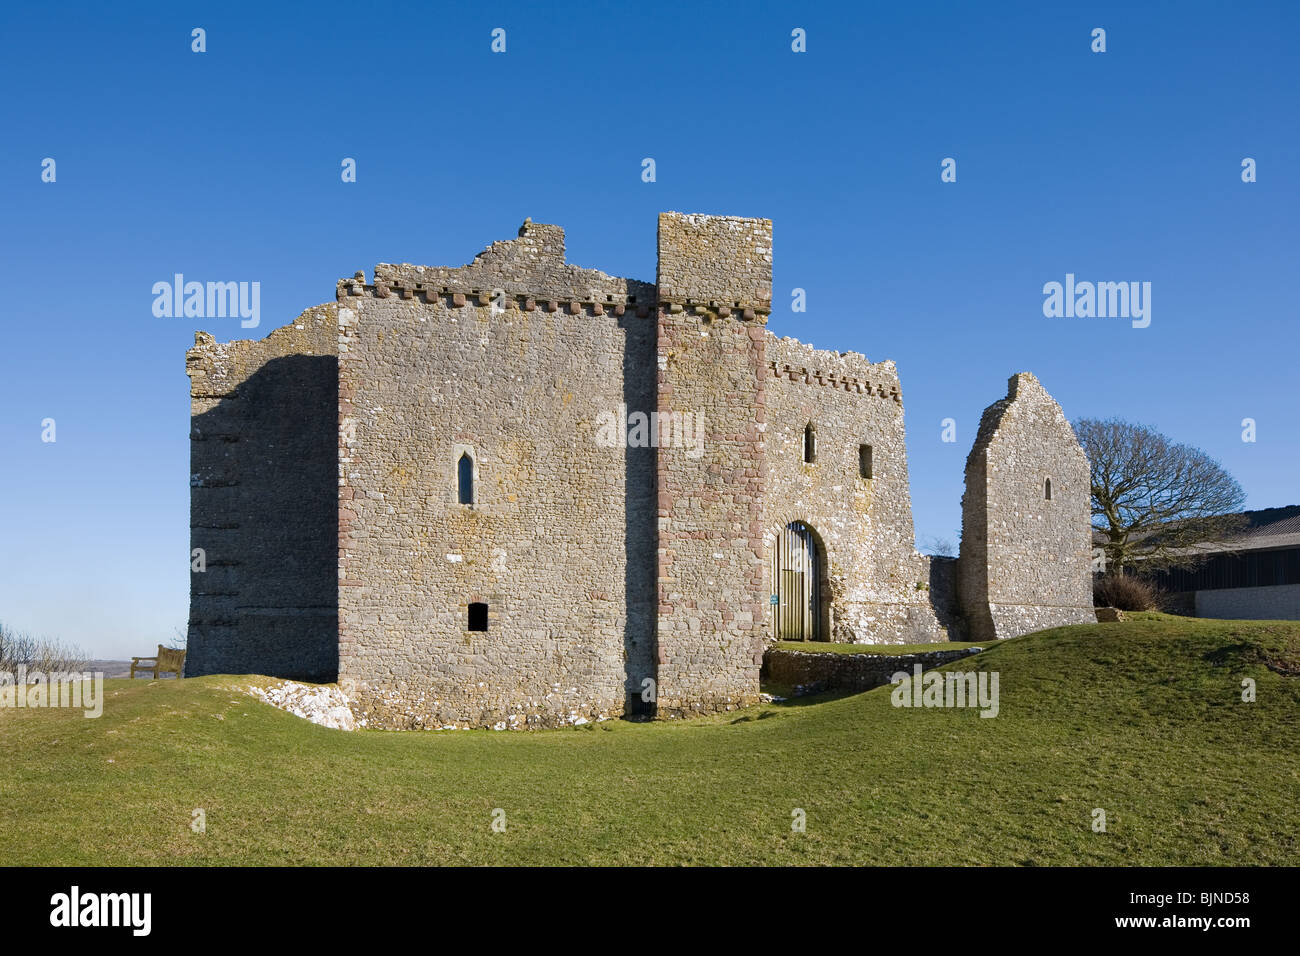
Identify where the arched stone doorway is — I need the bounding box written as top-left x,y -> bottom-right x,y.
772,521 -> 825,641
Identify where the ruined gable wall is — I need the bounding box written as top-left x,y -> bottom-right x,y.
185,304 -> 339,680
959,372 -> 1095,641
763,337 -> 958,644
336,223 -> 657,728
653,213 -> 771,716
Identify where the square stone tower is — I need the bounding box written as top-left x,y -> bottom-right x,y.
653,213 -> 773,716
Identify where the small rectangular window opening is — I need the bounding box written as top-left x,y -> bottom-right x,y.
859,444 -> 873,479
468,602 -> 489,632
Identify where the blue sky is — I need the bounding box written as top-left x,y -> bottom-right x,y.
2,1 -> 1296,657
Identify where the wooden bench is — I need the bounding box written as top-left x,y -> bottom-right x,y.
130,644 -> 186,679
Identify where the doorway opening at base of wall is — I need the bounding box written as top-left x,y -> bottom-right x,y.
468,602 -> 488,631
773,520 -> 824,641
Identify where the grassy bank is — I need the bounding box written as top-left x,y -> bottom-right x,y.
1,613 -> 1296,865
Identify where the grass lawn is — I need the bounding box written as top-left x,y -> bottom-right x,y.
772,639 -> 1001,655
2,613 -> 1296,865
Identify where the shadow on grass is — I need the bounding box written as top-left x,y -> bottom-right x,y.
735,684 -> 861,722
1204,640 -> 1300,676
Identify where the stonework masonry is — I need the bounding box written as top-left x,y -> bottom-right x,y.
186,305 -> 339,681
762,645 -> 986,697
959,373 -> 1097,642
763,337 -> 962,645
333,223 -> 656,729
185,212 -> 1095,728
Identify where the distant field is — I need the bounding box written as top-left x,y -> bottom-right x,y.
90,661 -> 138,680
2,613 -> 1296,865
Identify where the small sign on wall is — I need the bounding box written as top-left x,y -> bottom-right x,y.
770,594 -> 779,605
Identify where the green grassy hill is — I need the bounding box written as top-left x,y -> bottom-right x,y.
2,613 -> 1296,865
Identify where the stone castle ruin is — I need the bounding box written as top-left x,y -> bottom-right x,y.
185,212 -> 1095,728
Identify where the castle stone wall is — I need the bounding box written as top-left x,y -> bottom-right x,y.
184,305 -> 339,680
762,337 -> 958,644
336,222 -> 657,728
959,373 -> 1095,641
762,644 -> 984,696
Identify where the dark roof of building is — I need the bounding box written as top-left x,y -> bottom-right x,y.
1095,505 -> 1300,554
1237,505 -> 1300,536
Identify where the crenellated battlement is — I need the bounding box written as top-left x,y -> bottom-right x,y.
360,219 -> 654,305
333,277 -> 774,323
335,272 -> 658,317
333,210 -> 776,321
765,334 -> 902,402
766,360 -> 901,402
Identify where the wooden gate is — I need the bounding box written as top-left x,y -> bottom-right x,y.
772,521 -> 821,641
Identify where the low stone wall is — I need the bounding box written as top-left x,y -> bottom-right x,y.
762,644 -> 986,696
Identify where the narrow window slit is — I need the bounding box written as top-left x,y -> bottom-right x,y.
458,452 -> 474,505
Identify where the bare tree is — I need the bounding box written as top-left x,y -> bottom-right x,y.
918,534 -> 958,558
0,621 -> 90,673
1074,418 -> 1247,571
